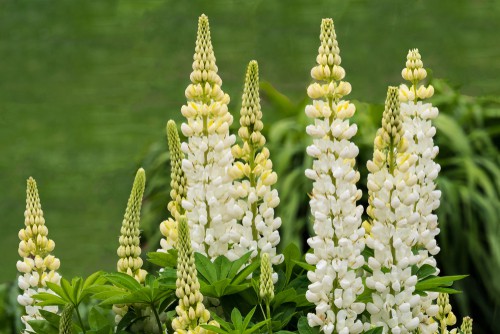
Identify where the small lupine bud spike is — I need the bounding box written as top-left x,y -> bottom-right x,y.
190,14 -> 221,87
167,120 -> 187,219
259,253 -> 274,303
400,48 -> 434,101
382,86 -> 403,148
460,316 -> 473,334
59,304 -> 74,334
173,216 -> 217,333
239,60 -> 264,148
116,168 -> 147,283
18,177 -> 61,333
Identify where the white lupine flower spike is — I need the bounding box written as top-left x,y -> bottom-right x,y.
365,87 -> 435,334
159,120 -> 188,252
230,60 -> 283,265
16,177 -> 61,334
305,18 -> 366,334
399,50 -> 442,333
180,14 -> 241,260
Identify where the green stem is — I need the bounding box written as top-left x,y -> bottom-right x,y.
266,302 -> 272,334
151,303 -> 163,333
75,306 -> 86,334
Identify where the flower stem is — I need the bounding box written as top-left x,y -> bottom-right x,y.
151,303 -> 163,333
75,306 -> 86,334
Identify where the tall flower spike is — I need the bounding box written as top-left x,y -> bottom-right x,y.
304,18 -> 365,334
172,216 -> 219,334
399,49 -> 434,102
229,60 -> 283,265
399,49 -> 442,333
159,120 -> 187,252
180,14 -> 241,259
16,177 -> 61,334
364,87 -> 433,333
116,168 -> 147,283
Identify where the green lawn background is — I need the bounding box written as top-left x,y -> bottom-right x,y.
1,0 -> 499,282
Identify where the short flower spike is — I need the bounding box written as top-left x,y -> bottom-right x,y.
400,49 -> 434,101
159,120 -> 187,252
16,177 -> 61,333
116,168 -> 147,283
172,216 -> 219,334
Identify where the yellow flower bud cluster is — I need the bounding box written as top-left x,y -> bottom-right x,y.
400,49 -> 434,102
259,253 -> 274,304
116,168 -> 147,284
460,316 -> 473,334
159,120 -> 187,252
367,87 -> 410,175
435,293 -> 457,332
307,19 -> 351,101
229,61 -> 282,264
16,177 -> 61,333
172,217 -> 219,334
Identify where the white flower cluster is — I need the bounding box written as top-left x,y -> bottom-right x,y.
364,87 -> 438,334
180,14 -> 242,259
16,177 -> 61,334
229,60 -> 282,266
304,18 -> 366,334
399,49 -> 441,334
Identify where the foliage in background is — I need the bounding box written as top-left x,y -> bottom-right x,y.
137,78 -> 499,333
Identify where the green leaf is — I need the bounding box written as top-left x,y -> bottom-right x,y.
227,252 -> 253,279
415,275 -> 468,292
232,259 -> 260,285
298,316 -> 320,334
283,243 -> 301,285
199,324 -> 227,334
104,272 -> 142,292
242,307 -> 256,331
231,307 -> 243,330
33,292 -> 68,307
88,306 -> 112,329
27,320 -> 59,334
195,252 -> 218,284
214,255 -> 232,280
147,249 -> 178,268
416,264 -> 437,281
364,327 -> 384,334
292,260 -> 315,272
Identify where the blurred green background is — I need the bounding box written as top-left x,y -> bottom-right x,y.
1,0 -> 499,332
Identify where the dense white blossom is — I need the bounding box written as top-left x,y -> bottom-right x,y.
16,177 -> 61,333
364,87 -> 439,334
399,49 -> 441,334
305,18 -> 365,334
180,14 -> 242,259
229,60 -> 282,266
